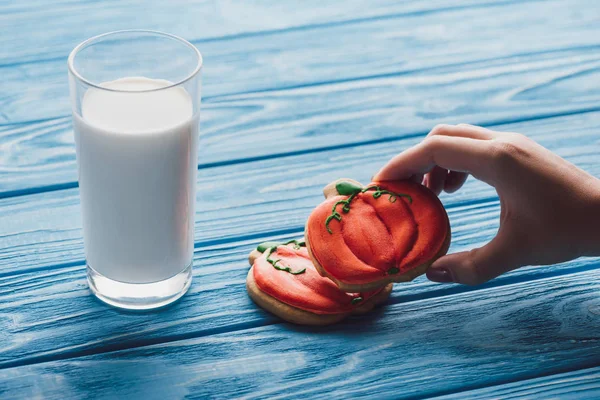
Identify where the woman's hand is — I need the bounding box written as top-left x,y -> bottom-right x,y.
374,124 -> 600,285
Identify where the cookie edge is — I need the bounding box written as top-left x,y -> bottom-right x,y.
246,267 -> 394,325
246,267 -> 347,326
306,198 -> 452,293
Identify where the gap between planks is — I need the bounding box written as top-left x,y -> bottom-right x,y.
2,105 -> 600,201
0,0 -> 541,70
1,195 -> 501,278
4,40 -> 600,127
430,364 -> 600,399
417,361 -> 600,400
1,253 -> 598,372
205,43 -> 600,101
2,266 -> 600,398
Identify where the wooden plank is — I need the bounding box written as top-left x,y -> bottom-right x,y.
0,112 -> 599,369
2,50 -> 600,195
1,269 -> 600,399
2,0 -> 600,193
433,366 -> 600,399
0,180 -> 499,365
3,0 -> 597,123
2,111 -> 599,277
0,0 -> 531,65
0,232 -> 598,370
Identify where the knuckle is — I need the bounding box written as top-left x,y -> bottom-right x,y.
489,140 -> 522,167
428,124 -> 453,137
422,134 -> 444,150
464,249 -> 488,285
506,131 -> 535,146
508,133 -> 531,146
508,132 -> 527,140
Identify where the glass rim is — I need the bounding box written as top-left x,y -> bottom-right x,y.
67,29 -> 203,93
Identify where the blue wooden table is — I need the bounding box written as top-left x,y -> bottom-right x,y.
1,1 -> 600,398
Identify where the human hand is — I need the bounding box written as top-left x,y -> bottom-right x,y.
374,124 -> 600,285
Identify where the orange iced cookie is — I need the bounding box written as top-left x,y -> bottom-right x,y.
305,179 -> 450,292
246,239 -> 392,325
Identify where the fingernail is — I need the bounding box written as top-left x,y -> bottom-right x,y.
426,267 -> 454,283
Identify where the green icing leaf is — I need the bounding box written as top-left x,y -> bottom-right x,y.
335,181 -> 363,196
257,241 -> 281,253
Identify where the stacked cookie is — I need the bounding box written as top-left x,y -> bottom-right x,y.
246,179 -> 450,325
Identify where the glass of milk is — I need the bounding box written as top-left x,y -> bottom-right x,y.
68,30 -> 202,310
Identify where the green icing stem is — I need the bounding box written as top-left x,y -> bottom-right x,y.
351,297 -> 363,305
257,241 -> 282,253
284,239 -> 305,250
325,185 -> 413,234
256,239 -> 307,275
266,246 -> 306,275
256,239 -> 305,253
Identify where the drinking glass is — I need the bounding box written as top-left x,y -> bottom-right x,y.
68,30 -> 202,310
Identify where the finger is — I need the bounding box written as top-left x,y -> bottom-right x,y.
428,123 -> 496,140
374,135 -> 492,182
456,123 -> 498,132
411,173 -> 424,184
373,174 -> 423,184
443,170 -> 469,193
426,232 -> 519,285
424,166 -> 447,195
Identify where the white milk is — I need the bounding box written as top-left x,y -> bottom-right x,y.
73,77 -> 199,284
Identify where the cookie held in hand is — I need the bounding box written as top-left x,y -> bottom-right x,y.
306,179 -> 450,292
246,239 -> 392,325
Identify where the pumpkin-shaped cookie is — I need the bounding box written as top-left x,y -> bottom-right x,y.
306,179 -> 450,292
246,239 -> 392,325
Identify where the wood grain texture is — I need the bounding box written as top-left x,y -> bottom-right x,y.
2,111 -> 598,277
0,112 -> 599,371
0,0 -> 511,65
2,0 -> 596,122
2,0 -> 600,193
0,0 -> 523,124
2,0 -> 600,396
2,269 -> 600,399
433,366 -> 600,399
0,230 -> 598,370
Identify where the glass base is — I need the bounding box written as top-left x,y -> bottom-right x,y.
87,264 -> 192,310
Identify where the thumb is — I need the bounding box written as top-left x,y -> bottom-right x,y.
426,233 -> 519,285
